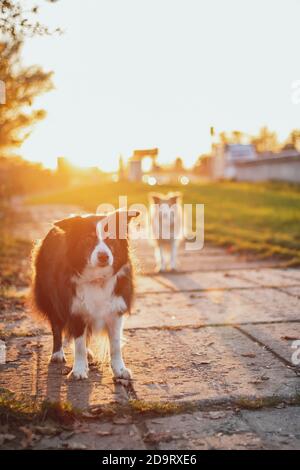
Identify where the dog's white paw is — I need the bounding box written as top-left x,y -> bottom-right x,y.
155,266 -> 166,274
51,349 -> 66,363
113,366 -> 132,380
68,362 -> 89,380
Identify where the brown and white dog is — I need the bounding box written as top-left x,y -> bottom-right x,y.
32,209 -> 139,380
149,192 -> 183,272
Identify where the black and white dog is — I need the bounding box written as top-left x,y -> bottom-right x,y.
32,209 -> 139,380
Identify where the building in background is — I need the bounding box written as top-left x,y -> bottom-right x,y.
128,148 -> 158,182
234,150 -> 300,183
212,144 -> 257,180
211,143 -> 300,182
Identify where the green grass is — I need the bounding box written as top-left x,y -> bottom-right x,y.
2,389 -> 300,426
28,180 -> 300,265
0,207 -> 31,323
0,235 -> 31,285
0,388 -> 78,425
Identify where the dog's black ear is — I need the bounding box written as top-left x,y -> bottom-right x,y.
149,192 -> 162,204
168,196 -> 179,205
114,209 -> 141,223
54,215 -> 82,231
127,209 -> 141,221
99,210 -> 140,239
168,192 -> 182,205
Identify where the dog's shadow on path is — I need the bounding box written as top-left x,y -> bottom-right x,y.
45,362 -> 93,410
45,362 -> 131,410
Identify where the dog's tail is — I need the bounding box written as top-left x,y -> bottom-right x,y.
92,327 -> 127,366
62,328 -> 111,365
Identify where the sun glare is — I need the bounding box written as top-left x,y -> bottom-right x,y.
17,0 -> 300,172
148,176 -> 157,186
180,176 -> 190,185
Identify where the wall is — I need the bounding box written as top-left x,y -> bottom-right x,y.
235,155 -> 300,183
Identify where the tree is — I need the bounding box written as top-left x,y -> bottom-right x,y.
0,1 -> 59,155
193,154 -> 212,176
219,131 -> 229,144
174,157 -> 184,172
284,129 -> 300,151
0,41 -> 53,154
218,130 -> 246,145
118,154 -> 126,180
231,130 -> 244,144
0,155 -> 61,199
250,126 -> 279,154
0,0 -> 60,41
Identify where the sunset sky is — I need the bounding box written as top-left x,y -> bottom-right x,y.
21,0 -> 300,171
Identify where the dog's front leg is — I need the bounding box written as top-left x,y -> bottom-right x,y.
107,313 -> 132,380
69,328 -> 89,380
155,245 -> 166,272
170,241 -> 177,271
50,323 -> 66,363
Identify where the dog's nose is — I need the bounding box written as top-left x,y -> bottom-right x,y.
97,252 -> 109,266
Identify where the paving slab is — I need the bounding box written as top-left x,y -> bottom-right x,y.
125,327 -> 300,403
241,406 -> 300,450
145,410 -> 263,450
237,287 -> 300,315
156,271 -> 256,291
0,336 -> 128,408
239,322 -> 300,365
127,287 -> 300,329
135,275 -> 172,293
34,422 -> 146,450
281,286 -> 300,298
145,406 -> 300,450
174,255 -> 272,273
2,328 -> 299,409
228,269 -> 300,288
280,269 -> 300,282
1,420 -> 146,450
131,240 -> 277,274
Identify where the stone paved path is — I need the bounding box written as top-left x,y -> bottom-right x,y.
1,204 -> 300,449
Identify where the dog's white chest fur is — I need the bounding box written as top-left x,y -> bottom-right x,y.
71,267 -> 126,331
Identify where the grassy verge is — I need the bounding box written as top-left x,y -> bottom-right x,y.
0,389 -> 77,424
0,235 -> 31,289
29,180 -> 300,265
0,389 -> 78,448
1,388 -> 300,426
0,208 -> 31,314
1,385 -> 300,448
